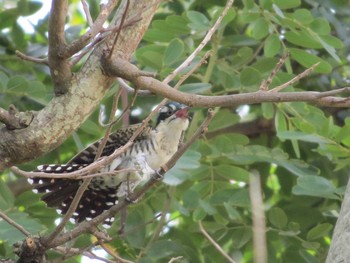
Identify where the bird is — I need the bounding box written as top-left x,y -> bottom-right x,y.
28,102 -> 190,226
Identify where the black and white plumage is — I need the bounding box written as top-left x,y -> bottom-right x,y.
29,102 -> 190,225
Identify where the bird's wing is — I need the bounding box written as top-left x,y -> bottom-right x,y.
68,123 -> 153,165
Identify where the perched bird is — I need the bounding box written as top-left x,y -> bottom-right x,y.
29,102 -> 190,225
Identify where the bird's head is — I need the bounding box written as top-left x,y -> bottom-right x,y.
156,102 -> 190,132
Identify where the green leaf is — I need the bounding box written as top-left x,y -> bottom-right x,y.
144,28 -> 175,42
262,102 -> 274,119
0,178 -> 15,210
147,240 -> 186,260
136,50 -> 163,70
229,189 -> 251,207
273,0 -> 301,9
79,119 -> 100,136
240,67 -> 261,87
252,18 -> 269,40
179,83 -> 212,94
224,202 -> 242,221
164,150 -> 201,185
269,207 -> 288,229
277,131 -> 331,144
163,38 -> 184,66
317,36 -> 341,63
289,48 -> 332,73
7,76 -> 29,93
301,242 -> 320,250
310,18 -> 331,35
264,34 -> 281,57
292,9 -> 314,24
193,207 -> 206,221
17,0 -> 42,16
214,165 -> 250,182
0,71 -> 9,92
231,227 -> 252,248
272,4 -> 285,18
292,175 -> 339,199
187,11 -> 210,31
182,190 -> 199,210
225,145 -> 319,177
306,223 -> 333,241
275,110 -> 287,134
125,210 -> 146,248
285,31 -> 322,49
0,211 -> 44,244
28,80 -> 47,99
208,109 -> 239,131
11,22 -> 25,49
199,199 -> 217,215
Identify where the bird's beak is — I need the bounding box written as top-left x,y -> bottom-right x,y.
175,107 -> 190,119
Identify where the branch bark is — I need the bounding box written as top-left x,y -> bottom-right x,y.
0,0 -> 161,172
326,179 -> 350,263
48,0 -> 71,95
101,57 -> 350,108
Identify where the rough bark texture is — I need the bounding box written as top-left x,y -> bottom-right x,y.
0,0 -> 161,172
326,179 -> 350,263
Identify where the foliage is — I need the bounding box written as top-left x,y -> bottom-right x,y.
1,0 -> 350,262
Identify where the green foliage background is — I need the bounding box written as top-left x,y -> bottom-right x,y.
1,0 -> 350,262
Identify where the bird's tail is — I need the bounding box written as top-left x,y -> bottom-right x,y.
29,164 -> 118,226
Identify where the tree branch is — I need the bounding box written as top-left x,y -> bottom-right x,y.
15,50 -> 49,65
199,221 -> 237,263
48,0 -> 72,95
62,0 -> 120,59
0,0 -> 162,172
0,209 -> 30,236
162,0 -> 234,84
102,57 -> 350,108
249,170 -> 267,263
0,105 -> 34,130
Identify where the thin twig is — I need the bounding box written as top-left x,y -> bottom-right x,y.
63,0 -> 120,59
15,50 -> 49,65
108,0 -> 130,59
268,62 -> 320,93
95,90 -> 122,158
83,250 -> 115,263
260,53 -> 289,91
173,51 -> 212,90
168,256 -> 183,263
138,188 -> 174,258
81,0 -> 94,27
198,221 -> 236,263
117,78 -> 153,96
46,178 -> 93,245
162,0 -> 234,84
99,88 -> 122,127
99,241 -> 135,263
249,170 -> 267,263
0,209 -> 30,236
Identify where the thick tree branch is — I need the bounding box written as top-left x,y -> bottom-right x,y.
0,0 -> 162,172
326,179 -> 350,262
102,58 -> 350,108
